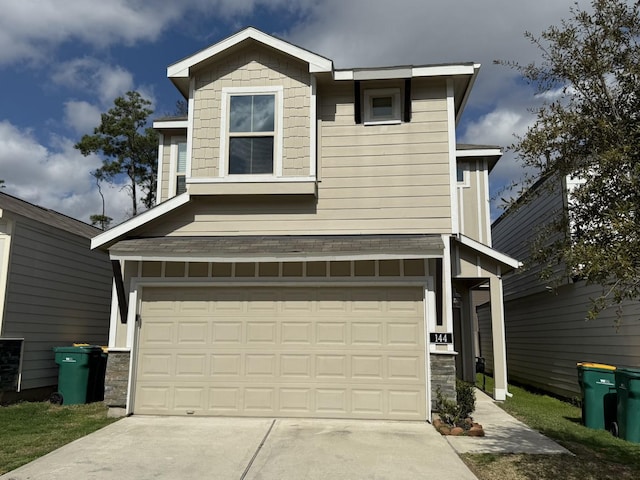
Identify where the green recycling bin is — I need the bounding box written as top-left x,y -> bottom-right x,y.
577,362 -> 617,430
614,368 -> 640,443
52,346 -> 103,405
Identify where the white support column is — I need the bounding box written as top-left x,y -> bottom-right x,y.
489,274 -> 508,401
442,236 -> 454,352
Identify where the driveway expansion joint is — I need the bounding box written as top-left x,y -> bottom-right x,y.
240,418 -> 276,480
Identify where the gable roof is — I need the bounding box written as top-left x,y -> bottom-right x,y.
166,27 -> 480,112
168,27 -> 334,97
0,191 -> 100,239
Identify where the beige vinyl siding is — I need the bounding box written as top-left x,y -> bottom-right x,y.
191,43 -> 311,178
140,78 -> 452,237
492,177 -> 567,299
478,282 -> 640,398
1,218 -> 111,390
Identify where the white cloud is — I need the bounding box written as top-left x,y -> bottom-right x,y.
0,120 -> 131,224
0,1 -> 181,65
63,101 -> 102,135
461,105 -> 538,220
284,0 -> 594,124
52,58 -> 135,106
0,0 -> 316,66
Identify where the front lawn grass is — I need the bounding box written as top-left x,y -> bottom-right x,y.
462,375 -> 640,480
0,401 -> 118,475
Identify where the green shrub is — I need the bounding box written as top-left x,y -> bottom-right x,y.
435,380 -> 476,428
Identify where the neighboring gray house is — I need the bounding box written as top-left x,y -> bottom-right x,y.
0,192 -> 112,402
478,176 -> 640,399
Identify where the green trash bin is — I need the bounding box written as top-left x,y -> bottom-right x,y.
52,346 -> 103,405
613,368 -> 640,443
577,362 -> 617,430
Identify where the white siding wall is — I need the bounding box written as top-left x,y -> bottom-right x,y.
2,219 -> 112,390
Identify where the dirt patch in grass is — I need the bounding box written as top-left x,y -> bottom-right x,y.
462,452 -> 638,480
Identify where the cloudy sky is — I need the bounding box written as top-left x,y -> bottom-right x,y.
0,0 -> 592,225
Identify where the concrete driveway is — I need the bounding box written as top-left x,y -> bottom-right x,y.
1,416 -> 477,480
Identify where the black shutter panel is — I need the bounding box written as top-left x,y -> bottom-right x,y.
354,80 -> 362,124
404,78 -> 412,123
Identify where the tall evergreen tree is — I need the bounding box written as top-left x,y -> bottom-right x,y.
75,91 -> 158,217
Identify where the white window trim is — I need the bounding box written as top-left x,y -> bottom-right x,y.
219,86 -> 284,178
363,88 -> 401,125
456,161 -> 470,188
168,136 -> 187,196
155,133 -> 164,204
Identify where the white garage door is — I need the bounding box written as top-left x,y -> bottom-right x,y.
134,286 -> 426,419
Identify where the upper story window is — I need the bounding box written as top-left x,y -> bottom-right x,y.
363,88 -> 401,125
456,162 -> 470,187
176,141 -> 187,194
221,86 -> 283,177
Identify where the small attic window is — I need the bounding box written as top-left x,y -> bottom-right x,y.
363,88 -> 401,125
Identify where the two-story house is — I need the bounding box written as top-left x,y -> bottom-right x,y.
92,27 -> 519,420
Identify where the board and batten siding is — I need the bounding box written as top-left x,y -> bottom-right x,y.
2,219 -> 112,390
140,78 -> 452,237
478,282 -> 640,398
191,43 -> 311,179
457,158 -> 490,245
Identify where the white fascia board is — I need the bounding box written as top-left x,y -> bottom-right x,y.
91,193 -> 191,250
153,120 -> 188,129
456,64 -> 481,124
110,252 -> 445,263
334,70 -> 353,81
335,64 -> 477,81
456,148 -> 502,158
412,64 -> 477,77
456,234 -> 521,270
167,27 -> 332,78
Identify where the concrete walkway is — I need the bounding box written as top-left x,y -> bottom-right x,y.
445,389 -> 571,455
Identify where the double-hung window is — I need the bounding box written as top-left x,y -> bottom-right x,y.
222,87 -> 282,176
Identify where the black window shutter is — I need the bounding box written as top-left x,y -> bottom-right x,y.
354,81 -> 362,124
404,78 -> 412,123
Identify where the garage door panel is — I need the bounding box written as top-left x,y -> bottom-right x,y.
175,354 -> 207,376
316,323 -> 347,344
246,322 -> 276,343
177,322 -> 208,344
211,322 -> 242,343
281,322 -> 312,344
211,354 -> 241,376
281,354 -> 311,377
135,286 -> 426,419
352,323 -> 383,345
